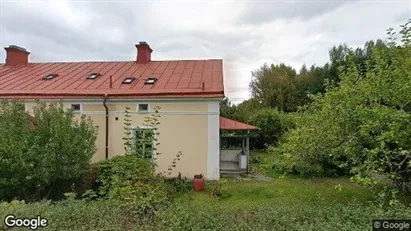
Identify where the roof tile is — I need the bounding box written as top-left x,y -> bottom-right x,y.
0,60 -> 224,98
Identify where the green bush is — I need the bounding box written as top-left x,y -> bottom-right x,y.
150,201 -> 411,231
74,164 -> 99,198
88,155 -> 169,213
1,192 -> 410,230
275,21 -> 411,190
3,198 -> 409,230
0,199 -> 147,231
0,100 -> 97,201
248,108 -> 295,149
164,173 -> 192,194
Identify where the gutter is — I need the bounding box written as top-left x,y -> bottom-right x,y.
103,94 -> 109,159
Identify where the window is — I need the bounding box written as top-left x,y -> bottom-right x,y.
43,74 -> 58,80
122,77 -> 135,84
132,128 -> 154,159
144,77 -> 157,84
87,73 -> 101,79
138,104 -> 149,112
70,104 -> 81,112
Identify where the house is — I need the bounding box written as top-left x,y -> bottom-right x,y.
0,42 -> 224,180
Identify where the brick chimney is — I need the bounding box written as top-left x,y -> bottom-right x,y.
135,41 -> 152,64
4,45 -> 30,66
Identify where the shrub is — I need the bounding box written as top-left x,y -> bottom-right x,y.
74,164 -> 99,198
0,100 -> 97,201
248,108 -> 295,149
164,173 -> 192,194
88,155 -> 169,214
0,199 -> 147,231
151,201 -> 411,230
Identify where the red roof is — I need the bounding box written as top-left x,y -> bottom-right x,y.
0,60 -> 224,98
219,116 -> 258,130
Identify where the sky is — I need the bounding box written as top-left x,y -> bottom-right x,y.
0,0 -> 410,103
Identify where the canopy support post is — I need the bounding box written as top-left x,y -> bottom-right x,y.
246,130 -> 250,173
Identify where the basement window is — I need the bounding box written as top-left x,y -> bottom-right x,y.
87,73 -> 101,79
138,104 -> 149,113
145,77 -> 157,84
122,77 -> 135,84
43,74 -> 58,80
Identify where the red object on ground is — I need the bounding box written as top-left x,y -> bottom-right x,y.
192,178 -> 205,192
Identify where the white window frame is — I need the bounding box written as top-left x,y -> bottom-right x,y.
131,126 -> 156,160
69,103 -> 82,113
137,103 -> 150,113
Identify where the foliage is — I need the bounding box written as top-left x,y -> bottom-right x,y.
74,163 -> 99,198
2,197 -> 410,231
223,37 -> 387,119
248,108 -> 295,149
250,63 -> 298,112
165,151 -> 183,176
220,97 -> 263,122
0,199 -> 148,231
207,178 -> 229,199
140,105 -> 162,159
164,173 -> 192,194
2,175 -> 406,230
87,155 -> 169,214
0,100 -> 97,201
122,106 -> 133,155
152,200 -> 411,231
86,105 -> 183,212
274,21 -> 411,200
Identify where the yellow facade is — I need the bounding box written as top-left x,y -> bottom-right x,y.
24,99 -> 220,179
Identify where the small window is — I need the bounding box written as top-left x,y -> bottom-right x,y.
71,104 -> 81,112
43,74 -> 58,80
145,77 -> 157,84
138,104 -> 148,112
122,77 -> 135,84
87,73 -> 101,79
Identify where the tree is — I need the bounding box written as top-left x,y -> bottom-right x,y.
250,63 -> 298,112
0,101 -> 98,201
248,108 -> 295,149
276,20 -> 411,200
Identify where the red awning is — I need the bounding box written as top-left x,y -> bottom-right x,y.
219,116 -> 258,130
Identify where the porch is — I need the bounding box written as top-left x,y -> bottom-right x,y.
219,117 -> 258,175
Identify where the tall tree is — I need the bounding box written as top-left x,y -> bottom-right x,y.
250,63 -> 298,112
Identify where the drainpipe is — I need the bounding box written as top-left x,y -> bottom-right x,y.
103,94 -> 109,159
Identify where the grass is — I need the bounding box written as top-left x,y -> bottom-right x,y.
249,150 -> 292,178
1,151 -> 410,230
176,177 -> 373,208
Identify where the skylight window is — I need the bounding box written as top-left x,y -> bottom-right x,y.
122,77 -> 136,84
43,74 -> 58,80
87,73 -> 101,80
145,77 -> 157,85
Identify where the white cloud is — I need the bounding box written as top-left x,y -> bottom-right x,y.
0,0 -> 409,104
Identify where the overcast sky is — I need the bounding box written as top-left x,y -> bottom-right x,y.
0,0 -> 409,103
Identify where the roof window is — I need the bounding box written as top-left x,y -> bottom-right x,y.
122,77 -> 135,84
87,73 -> 101,79
43,74 -> 58,80
144,77 -> 157,84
